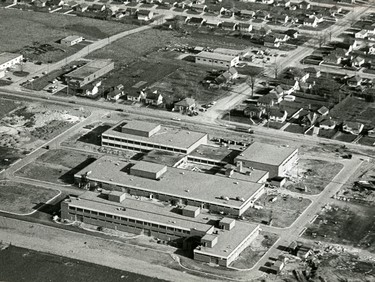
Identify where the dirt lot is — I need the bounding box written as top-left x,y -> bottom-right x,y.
336,159 -> 375,205
243,193 -> 311,228
0,9 -> 136,52
16,149 -> 96,185
286,159 -> 344,195
230,232 -> 278,269
0,181 -> 59,214
0,98 -> 19,119
304,202 -> 375,253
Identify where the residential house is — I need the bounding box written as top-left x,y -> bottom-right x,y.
127,92 -> 143,102
257,92 -> 283,107
369,46 -> 375,55
347,75 -> 363,87
204,18 -> 221,28
319,118 -> 336,130
240,10 -> 255,19
317,105 -> 329,116
190,4 -> 207,12
299,0 -> 311,10
239,23 -> 252,33
323,53 -> 342,65
115,8 -> 127,19
274,0 -> 290,7
34,0 -> 47,7
299,110 -> 318,126
304,67 -> 321,78
352,56 -> 365,68
185,17 -> 205,26
137,10 -> 153,21
355,30 -> 368,39
144,90 -> 163,106
264,36 -> 281,48
364,25 -> 375,35
244,104 -> 266,118
90,3 -> 106,12
292,70 -> 309,82
274,33 -> 290,42
219,7 -> 232,16
75,3 -> 89,12
173,97 -> 196,113
221,22 -> 239,31
50,0 -> 64,6
285,29 -> 299,38
303,17 -> 318,28
269,108 -> 288,123
255,10 -> 270,21
79,81 -> 101,97
314,14 -> 324,23
272,14 -> 289,25
107,84 -> 124,101
330,5 -> 342,16
259,25 -> 272,35
368,128 -> 375,138
343,121 -> 364,135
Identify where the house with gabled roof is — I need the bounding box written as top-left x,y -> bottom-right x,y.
220,22 -> 239,31
352,56 -> 365,68
143,90 -> 163,106
137,9 -> 153,21
174,97 -> 196,113
269,108 -> 288,123
319,117 -> 336,130
244,104 -> 265,119
272,14 -> 289,25
185,17 -> 205,26
240,10 -> 255,18
264,36 -> 281,48
107,84 -> 125,101
127,92 -> 144,102
299,0 -> 311,10
274,0 -> 290,7
303,17 -> 318,28
239,23 -> 252,33
355,29 -> 368,39
343,121 -> 364,135
90,3 -> 106,12
304,67 -> 321,78
347,75 -> 363,87
317,106 -> 329,116
257,92 -> 283,107
323,53 -> 342,65
255,10 -> 270,21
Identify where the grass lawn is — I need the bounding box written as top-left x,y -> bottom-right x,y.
358,136 -> 375,146
0,9 -> 137,52
230,232 -> 278,269
284,123 -> 305,134
15,149 -> 96,184
0,147 -> 24,170
286,159 -> 344,195
333,132 -> 357,143
318,128 -> 338,139
0,98 -> 20,119
0,181 -> 59,214
243,194 -> 311,228
304,203 -> 375,253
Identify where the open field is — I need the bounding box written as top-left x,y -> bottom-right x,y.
304,202 -> 375,253
16,149 -> 96,185
230,232 -> 278,269
0,98 -> 19,119
0,245 -> 165,282
286,159 -> 344,195
0,9 -> 137,53
243,193 -> 311,228
0,181 -> 58,214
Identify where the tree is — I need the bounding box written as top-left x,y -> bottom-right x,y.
246,72 -> 261,97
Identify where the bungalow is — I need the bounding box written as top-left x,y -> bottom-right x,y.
137,10 -> 153,21
330,5 -> 342,16
219,7 -> 232,16
347,75 -> 363,87
274,0 -> 290,7
90,3 -> 106,12
317,105 -> 329,116
343,121 -> 364,135
34,0 -> 47,7
303,17 -> 318,28
79,81 -> 101,97
274,33 -> 290,42
107,84 -> 124,101
272,14 -> 289,25
115,8 -> 127,19
285,29 -> 299,39
292,70 -> 309,82
144,90 -> 163,105
185,17 -> 205,26
319,118 -> 336,130
368,129 -> 375,138
299,0 -> 311,10
240,10 -> 255,18
299,110 -> 318,126
75,3 -> 89,12
215,67 -> 238,84
355,30 -> 368,39
257,92 -> 283,107
264,36 -> 281,48
269,108 -> 288,123
352,56 -> 365,68
304,67 -> 321,78
255,10 -> 270,21
244,104 -> 266,118
173,97 -> 196,113
259,25 -> 272,35
364,25 -> 375,35
127,92 -> 143,102
323,53 -> 342,65
190,4 -> 207,12
221,22 -> 239,31
314,14 -> 324,23
239,23 -> 252,33
204,18 -> 221,28
50,0 -> 64,6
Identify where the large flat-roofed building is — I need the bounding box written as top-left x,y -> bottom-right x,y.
74,156 -> 265,216
195,51 -> 239,68
0,52 -> 23,70
101,120 -> 208,155
65,59 -> 114,89
61,191 -> 261,267
234,142 -> 298,177
194,221 -> 260,267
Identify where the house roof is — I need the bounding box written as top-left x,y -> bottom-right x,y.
269,108 -> 286,118
175,97 -> 196,107
317,106 -> 329,115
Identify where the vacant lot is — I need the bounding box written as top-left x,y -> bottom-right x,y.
0,181 -> 59,214
0,99 -> 20,119
230,232 -> 278,269
0,9 -> 136,52
16,149 -> 96,184
243,194 -> 311,228
304,203 -> 375,253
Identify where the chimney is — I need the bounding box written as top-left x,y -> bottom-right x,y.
236,161 -> 243,173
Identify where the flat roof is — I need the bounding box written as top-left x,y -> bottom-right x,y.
62,35 -> 82,41
189,145 -> 241,163
141,150 -> 186,167
195,221 -> 259,259
196,51 -> 238,62
75,156 -> 264,208
131,161 -> 166,174
65,59 -> 113,79
0,52 -> 22,65
214,48 -> 245,56
67,191 -> 212,232
122,121 -> 160,133
103,122 -> 207,151
236,142 -> 298,166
